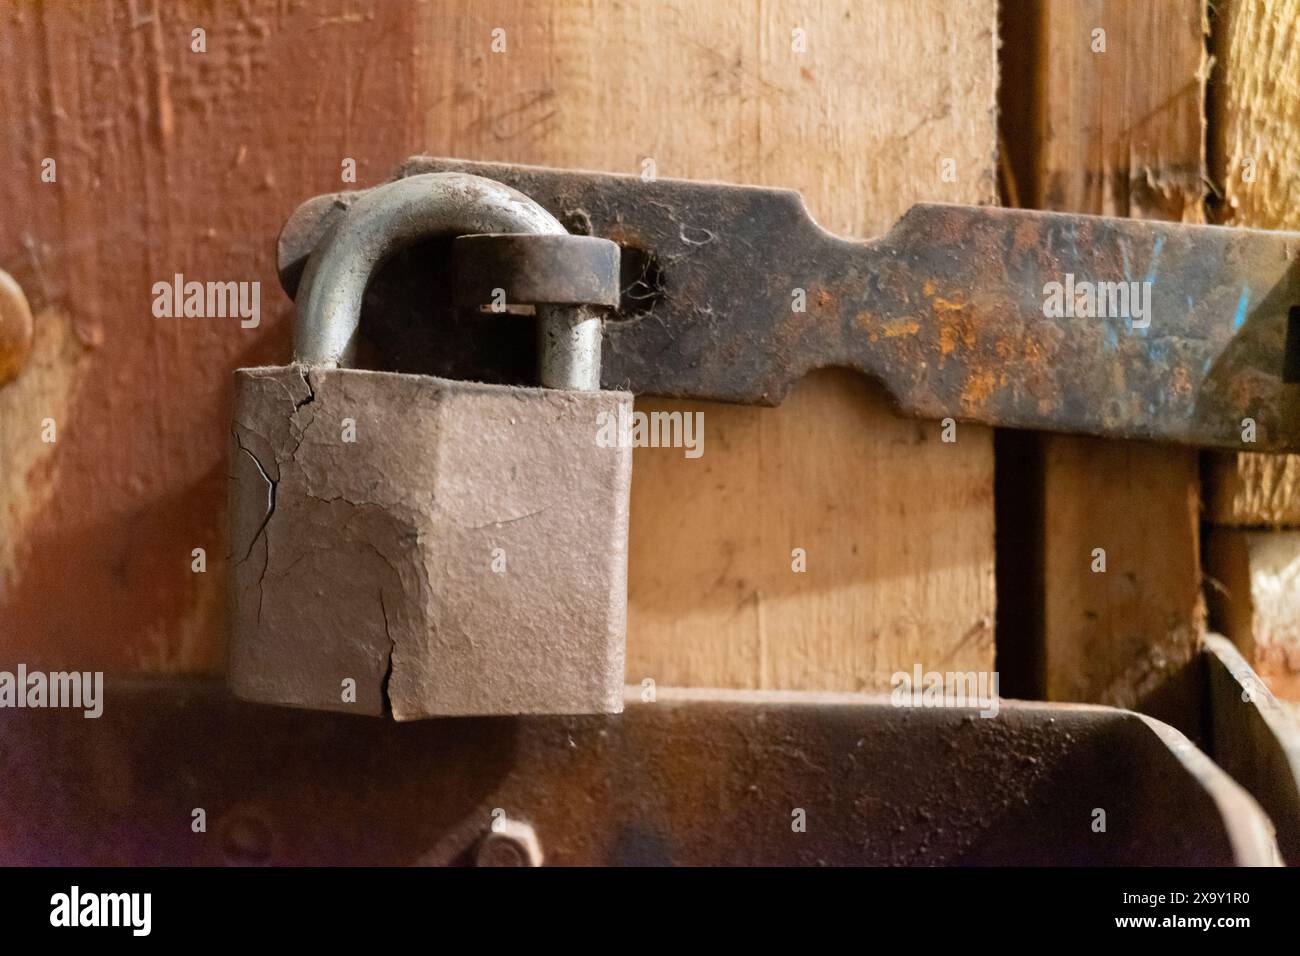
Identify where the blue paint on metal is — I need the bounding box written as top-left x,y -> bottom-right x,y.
1233,286 -> 1251,331
1146,337 -> 1172,365
1144,235 -> 1165,287
1104,322 -> 1119,352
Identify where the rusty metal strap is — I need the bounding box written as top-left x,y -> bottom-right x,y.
279,158 -> 1300,452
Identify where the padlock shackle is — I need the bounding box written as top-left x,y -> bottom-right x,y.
292,172 -> 601,388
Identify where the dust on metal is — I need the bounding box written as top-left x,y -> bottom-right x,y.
0,680 -> 1278,865
453,233 -> 620,308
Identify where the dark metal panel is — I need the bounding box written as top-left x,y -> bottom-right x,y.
0,681 -> 1276,866
1204,634 -> 1300,864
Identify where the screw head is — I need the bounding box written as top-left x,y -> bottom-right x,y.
0,269 -> 33,386
475,820 -> 543,867
217,807 -> 276,865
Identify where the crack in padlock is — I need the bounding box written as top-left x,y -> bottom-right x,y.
229,173 -> 632,719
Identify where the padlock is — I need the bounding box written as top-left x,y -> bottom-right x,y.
229,173 -> 632,718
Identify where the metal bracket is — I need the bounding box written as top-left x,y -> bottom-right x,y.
279,158 -> 1300,452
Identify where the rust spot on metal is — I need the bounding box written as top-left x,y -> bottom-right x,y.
1012,216 -> 1040,254
961,370 -> 1000,411
934,294 -> 975,364
881,318 -> 920,338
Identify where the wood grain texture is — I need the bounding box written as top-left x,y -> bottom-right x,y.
1042,437 -> 1202,705
1212,0 -> 1300,232
1022,0 -> 1208,705
0,0 -> 998,688
1037,2 -> 1208,222
1206,452 -> 1300,527
1204,0 -> 1300,526
626,372 -> 994,690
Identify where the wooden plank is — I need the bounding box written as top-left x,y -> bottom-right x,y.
1210,0 -> 1300,233
1007,0 -> 1209,705
1204,0 -> 1300,527
1,1 -> 998,688
0,1 -> 425,672
625,372 -> 994,690
1042,437 -> 1202,705
417,0 -> 1000,690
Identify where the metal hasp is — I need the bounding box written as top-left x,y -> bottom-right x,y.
280,158 -> 1300,452
0,680 -> 1281,866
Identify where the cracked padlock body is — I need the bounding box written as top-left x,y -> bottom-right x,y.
229,173 -> 632,718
